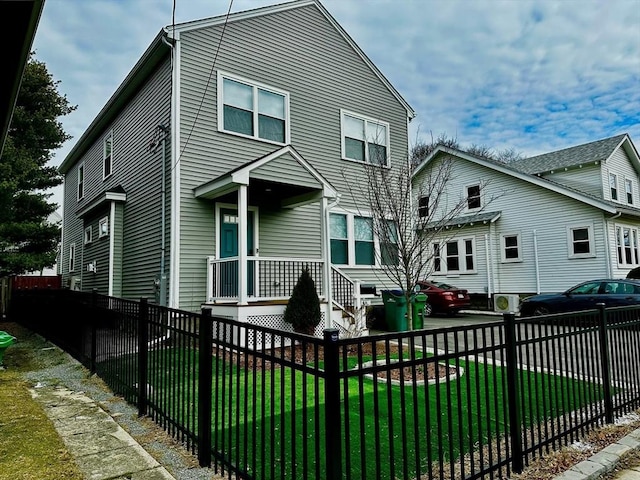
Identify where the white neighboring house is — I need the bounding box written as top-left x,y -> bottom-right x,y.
24,210 -> 62,276
412,133 -> 640,311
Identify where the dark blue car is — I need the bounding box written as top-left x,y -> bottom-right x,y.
518,279 -> 640,317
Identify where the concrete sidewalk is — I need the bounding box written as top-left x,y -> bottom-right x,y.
30,384 -> 176,480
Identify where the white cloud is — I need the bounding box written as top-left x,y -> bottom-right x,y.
31,0 -> 640,209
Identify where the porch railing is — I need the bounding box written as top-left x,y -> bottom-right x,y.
207,256 -> 325,302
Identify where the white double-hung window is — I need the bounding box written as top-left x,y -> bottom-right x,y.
433,237 -> 476,274
218,72 -> 289,144
341,110 -> 390,167
616,225 -> 640,266
330,212 -> 395,266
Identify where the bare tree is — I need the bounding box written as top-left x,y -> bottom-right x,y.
344,142 -> 502,331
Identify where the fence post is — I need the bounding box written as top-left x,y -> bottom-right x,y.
323,328 -> 342,479
90,289 -> 98,374
198,308 -> 213,467
504,312 -> 524,474
138,298 -> 149,417
597,303 -> 614,423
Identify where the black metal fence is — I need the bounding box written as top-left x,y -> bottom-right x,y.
8,290 -> 640,479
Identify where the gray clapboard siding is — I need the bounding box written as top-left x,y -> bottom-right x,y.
175,4 -> 410,310
541,164 -> 603,197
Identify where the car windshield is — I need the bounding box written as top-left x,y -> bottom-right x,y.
430,281 -> 456,290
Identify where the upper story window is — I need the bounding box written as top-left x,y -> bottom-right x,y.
567,224 -> 594,259
77,163 -> 84,200
103,132 -> 113,179
69,243 -> 76,272
626,179 -> 633,204
501,233 -> 522,262
418,196 -> 429,218
433,237 -> 476,274
99,217 -> 109,238
340,110 -> 390,167
84,226 -> 93,244
466,184 -> 481,210
218,72 -> 289,144
610,173 -> 618,201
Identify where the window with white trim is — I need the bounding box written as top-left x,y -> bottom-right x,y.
329,212 -> 390,266
567,225 -> 594,258
99,217 -> 109,238
626,178 -> 633,204
69,243 -> 76,272
616,225 -> 640,266
77,163 -> 84,200
610,173 -> 618,201
432,237 -> 476,274
340,110 -> 390,167
84,226 -> 93,244
418,196 -> 429,218
466,184 -> 481,210
501,233 -> 522,262
103,132 -> 113,179
218,72 -> 289,144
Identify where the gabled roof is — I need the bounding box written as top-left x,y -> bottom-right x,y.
413,144 -> 621,216
168,0 -> 415,120
510,134 -> 636,175
59,0 -> 414,173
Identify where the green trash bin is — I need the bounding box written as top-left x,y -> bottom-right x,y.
382,290 -> 408,331
412,293 -> 428,329
0,331 -> 17,366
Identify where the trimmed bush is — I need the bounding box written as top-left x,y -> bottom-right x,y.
283,267 -> 321,335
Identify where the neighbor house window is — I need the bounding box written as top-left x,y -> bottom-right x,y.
615,225 -> 640,266
501,234 -> 522,262
84,226 -> 93,244
610,173 -> 618,201
77,163 -> 84,200
567,225 -> 594,258
99,217 -> 109,238
69,243 -> 76,272
340,110 -> 390,167
626,179 -> 633,204
466,184 -> 481,209
418,196 -> 429,218
103,132 -> 113,179
433,237 -> 476,274
218,72 -> 289,144
354,216 -> 374,265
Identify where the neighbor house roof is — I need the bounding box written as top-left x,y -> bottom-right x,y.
510,134 -> 635,175
0,0 -> 45,156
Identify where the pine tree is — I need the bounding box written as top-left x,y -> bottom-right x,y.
283,267 -> 321,335
0,53 -> 75,276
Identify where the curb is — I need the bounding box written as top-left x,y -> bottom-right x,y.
552,428 -> 640,479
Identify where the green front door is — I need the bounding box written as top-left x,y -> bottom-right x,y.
219,209 -> 254,296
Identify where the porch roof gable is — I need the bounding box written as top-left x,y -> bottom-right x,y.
194,145 -> 339,203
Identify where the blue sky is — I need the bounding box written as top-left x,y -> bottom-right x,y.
32,0 -> 640,211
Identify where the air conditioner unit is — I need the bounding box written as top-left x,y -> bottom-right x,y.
494,293 -> 520,313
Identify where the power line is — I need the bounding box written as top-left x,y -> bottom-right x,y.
172,0 -> 235,172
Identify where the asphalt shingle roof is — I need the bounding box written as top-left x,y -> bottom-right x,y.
509,134 -> 627,175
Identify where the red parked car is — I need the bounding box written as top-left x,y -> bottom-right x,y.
416,280 -> 471,316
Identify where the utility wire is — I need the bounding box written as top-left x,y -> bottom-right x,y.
172,0 -> 234,172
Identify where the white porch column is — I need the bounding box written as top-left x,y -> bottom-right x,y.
322,196 -> 333,328
238,184 -> 248,305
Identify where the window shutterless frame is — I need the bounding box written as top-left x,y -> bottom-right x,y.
566,224 -> 595,258
340,109 -> 390,167
217,71 -> 290,145
77,163 -> 84,200
103,131 -> 113,179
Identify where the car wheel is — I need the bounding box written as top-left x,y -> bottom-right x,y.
424,303 -> 433,317
532,305 -> 550,316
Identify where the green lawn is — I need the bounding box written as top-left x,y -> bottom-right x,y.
99,347 -> 605,479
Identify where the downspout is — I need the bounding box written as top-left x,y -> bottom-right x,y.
484,233 -> 492,306
159,126 -> 168,307
324,193 -> 341,328
533,230 -> 540,294
606,212 -> 622,278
